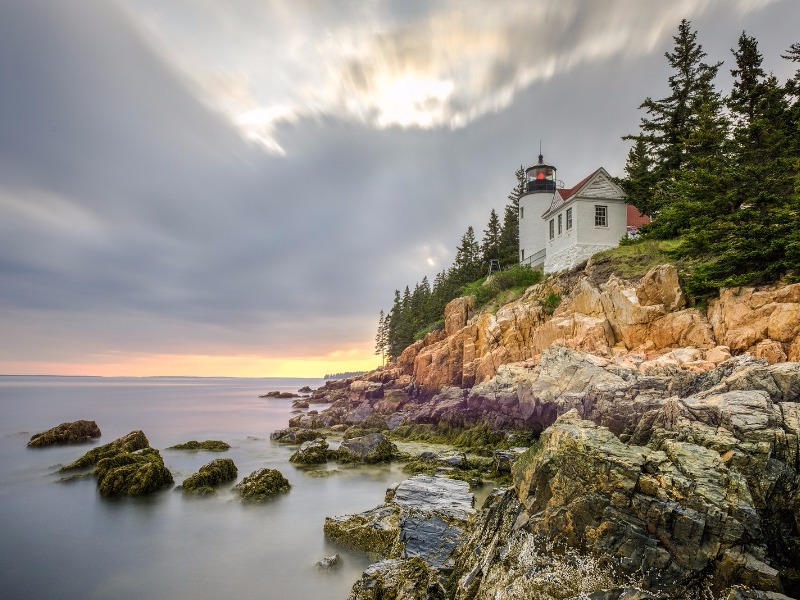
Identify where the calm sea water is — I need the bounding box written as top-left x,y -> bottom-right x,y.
0,376 -> 414,600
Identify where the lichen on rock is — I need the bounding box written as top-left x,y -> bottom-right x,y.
234,468 -> 290,502
289,438 -> 330,465
337,432 -> 396,464
27,420 -> 101,448
181,458 -> 237,495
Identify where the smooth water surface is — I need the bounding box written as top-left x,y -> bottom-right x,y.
0,376 -> 411,600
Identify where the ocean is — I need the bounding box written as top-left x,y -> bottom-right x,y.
0,376 -> 410,599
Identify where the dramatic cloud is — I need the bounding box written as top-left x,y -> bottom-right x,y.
0,0 -> 797,375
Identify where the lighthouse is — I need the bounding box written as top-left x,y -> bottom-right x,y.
518,154 -> 558,269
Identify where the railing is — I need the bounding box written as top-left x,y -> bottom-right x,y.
520,248 -> 546,268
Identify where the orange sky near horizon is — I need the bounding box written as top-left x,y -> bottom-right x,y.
0,347 -> 380,378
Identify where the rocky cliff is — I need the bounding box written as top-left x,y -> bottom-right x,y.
302,263 -> 800,598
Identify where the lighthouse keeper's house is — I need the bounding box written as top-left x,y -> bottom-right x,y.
518,155 -> 641,274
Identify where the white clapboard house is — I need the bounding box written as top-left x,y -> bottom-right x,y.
518,155 -> 646,273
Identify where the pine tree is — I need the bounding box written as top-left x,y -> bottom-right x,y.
623,19 -> 722,217
498,165 -> 525,266
481,209 -> 502,266
452,226 -> 482,286
374,310 -> 388,366
386,290 -> 403,359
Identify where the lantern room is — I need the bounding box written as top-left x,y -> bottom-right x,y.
525,154 -> 557,193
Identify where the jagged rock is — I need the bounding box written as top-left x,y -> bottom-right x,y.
325,475 -> 474,573
289,438 -> 329,465
61,430 -> 149,471
493,447 -> 526,473
181,458 -> 237,495
269,427 -> 322,444
27,420 -> 101,447
324,505 -> 400,557
347,558 -> 445,600
298,386 -> 313,393
234,468 -> 290,501
337,433 -> 395,464
636,265 -> 686,311
510,410 -> 783,594
588,589 -> 664,600
167,440 -> 230,451
95,447 -> 174,497
315,554 -> 341,570
259,391 -> 300,398
291,399 -> 309,408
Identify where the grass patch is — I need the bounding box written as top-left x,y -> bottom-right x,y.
589,238 -> 683,281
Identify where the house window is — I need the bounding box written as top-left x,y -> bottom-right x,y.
557,214 -> 562,235
566,208 -> 573,230
521,249 -> 525,261
595,205 -> 608,227
549,219 -> 554,239
520,207 -> 524,219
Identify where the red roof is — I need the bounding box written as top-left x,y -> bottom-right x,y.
557,169 -> 598,201
626,204 -> 651,227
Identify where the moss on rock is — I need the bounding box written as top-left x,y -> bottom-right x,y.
289,438 -> 329,465
61,430 -> 149,471
323,505 -> 400,557
167,440 -> 230,451
95,447 -> 174,497
234,468 -> 290,502
28,420 -> 101,448
337,433 -> 396,464
182,458 -> 238,494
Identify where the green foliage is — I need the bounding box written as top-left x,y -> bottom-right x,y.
540,292 -> 562,316
592,239 -> 683,279
622,23 -> 799,299
461,265 -> 542,310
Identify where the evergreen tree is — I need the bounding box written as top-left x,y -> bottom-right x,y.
451,226 -> 482,286
498,165 -> 525,266
480,209 -> 502,266
386,290 -> 404,359
624,19 -> 722,216
374,310 -> 388,366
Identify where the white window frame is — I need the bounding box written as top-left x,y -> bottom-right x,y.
566,207 -> 572,230
595,205 -> 608,227
549,219 -> 554,239
520,206 -> 524,219
557,214 -> 562,235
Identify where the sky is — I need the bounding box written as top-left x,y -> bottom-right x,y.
1,0 -> 798,378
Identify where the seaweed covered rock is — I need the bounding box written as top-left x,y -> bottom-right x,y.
167,440 -> 230,451
289,438 -> 330,465
270,427 -> 322,444
325,505 -> 400,557
234,468 -> 290,502
181,458 -> 238,495
347,558 -> 445,600
28,420 -> 101,448
61,430 -> 149,471
95,447 -> 174,497
337,433 -> 395,464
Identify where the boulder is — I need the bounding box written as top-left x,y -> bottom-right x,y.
347,558 -> 445,600
269,427 -> 322,444
493,447 -> 527,473
315,554 -> 341,570
337,433 -> 395,464
325,475 -> 474,572
61,430 -> 149,471
298,386 -> 313,393
27,420 -> 101,448
181,458 -> 238,495
167,440 -> 230,451
234,468 -> 290,501
289,438 -> 330,465
95,447 -> 174,497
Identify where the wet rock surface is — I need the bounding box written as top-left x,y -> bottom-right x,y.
181,458 -> 237,495
234,468 -> 290,502
61,430 -> 150,471
27,420 -> 101,448
95,447 -> 174,497
289,438 -> 330,465
347,558 -> 445,600
269,427 -> 322,444
337,433 -> 395,464
167,440 -> 230,451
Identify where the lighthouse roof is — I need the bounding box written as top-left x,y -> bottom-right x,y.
542,167 -> 625,219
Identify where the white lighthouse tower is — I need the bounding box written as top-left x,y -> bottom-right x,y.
518,154 -> 557,269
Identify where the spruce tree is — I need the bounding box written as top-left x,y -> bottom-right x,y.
481,209 -> 502,266
452,226 -> 482,286
498,165 -> 525,266
374,310 -> 388,366
624,19 -> 722,217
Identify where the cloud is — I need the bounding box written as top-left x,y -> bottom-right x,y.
120,0 -> 781,153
